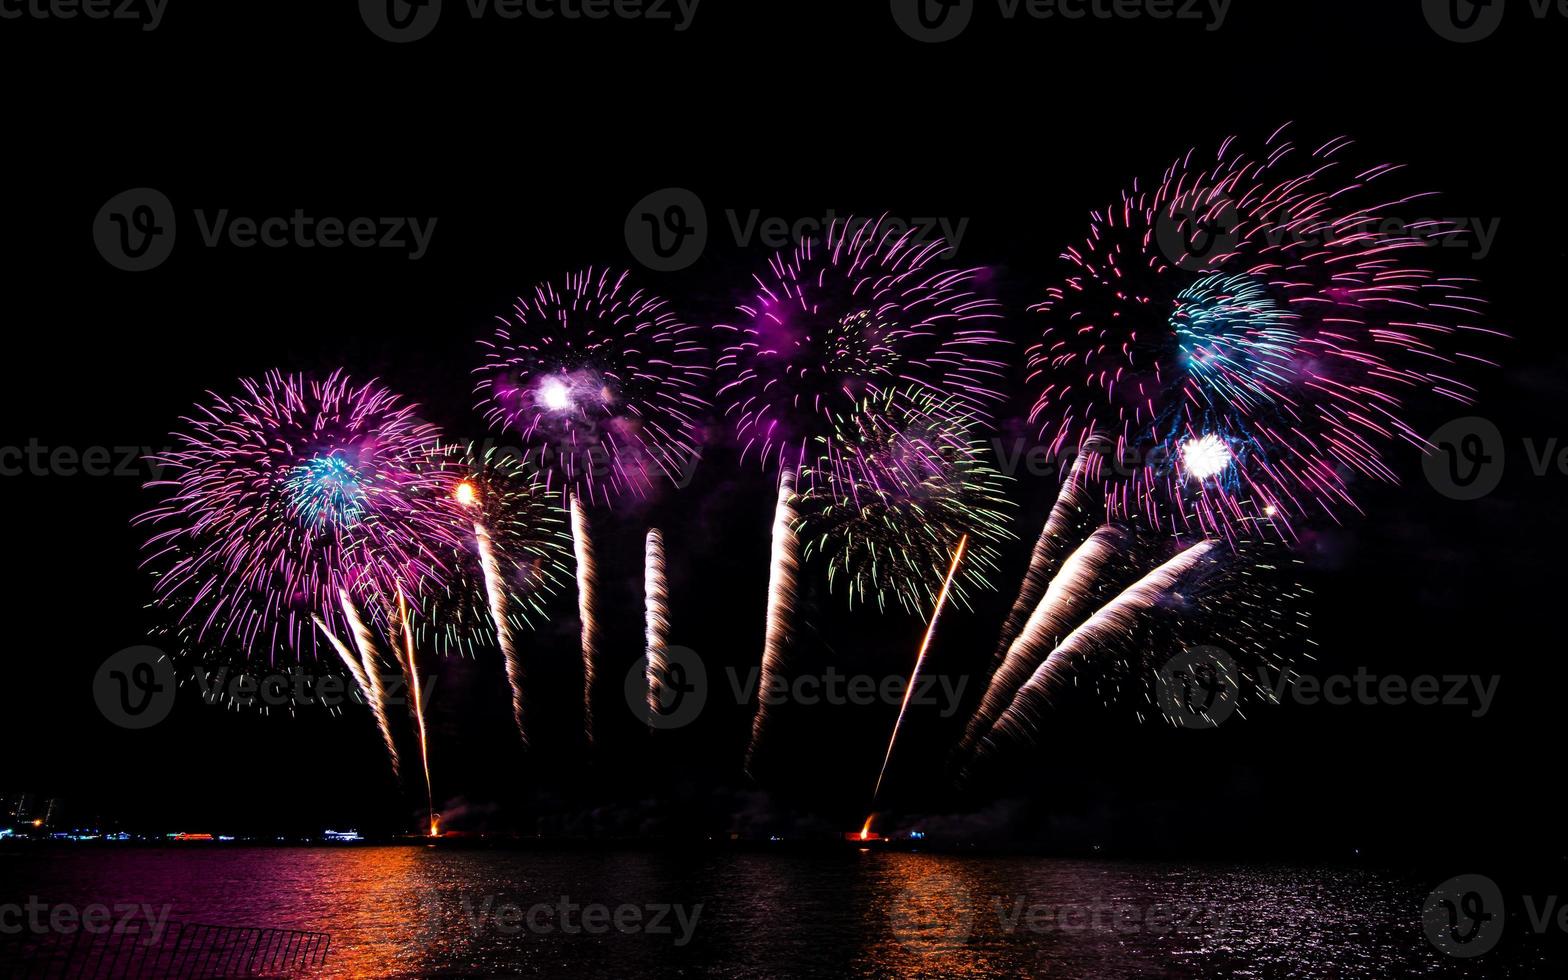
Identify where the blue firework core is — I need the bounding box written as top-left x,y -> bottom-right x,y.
1171,273 -> 1300,415
285,453 -> 367,531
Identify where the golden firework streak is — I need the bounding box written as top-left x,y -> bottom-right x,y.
746,472 -> 799,776
873,534 -> 969,802
571,494 -> 600,747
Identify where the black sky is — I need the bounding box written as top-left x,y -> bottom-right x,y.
2,0 -> 1564,862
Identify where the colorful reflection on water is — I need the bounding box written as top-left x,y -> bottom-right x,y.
1,847 -> 1557,978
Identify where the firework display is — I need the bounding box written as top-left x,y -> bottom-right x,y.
793,387 -> 1016,614
474,267 -> 710,508
717,216 -> 1008,477
1028,125 -> 1502,542
128,132 -> 1497,833
424,444 -> 573,744
138,370 -> 459,666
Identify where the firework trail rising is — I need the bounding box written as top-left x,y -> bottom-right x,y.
137,370 -> 457,665
644,529 -> 671,725
957,525 -> 1137,763
746,471 -> 800,776
983,445 -> 1101,680
979,540 -> 1217,758
396,588 -> 437,837
571,495 -> 601,747
717,216 -> 1007,477
873,534 -> 968,802
474,268 -> 709,508
1028,126 -> 1502,542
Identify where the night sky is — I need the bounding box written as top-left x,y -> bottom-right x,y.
3,1 -> 1563,865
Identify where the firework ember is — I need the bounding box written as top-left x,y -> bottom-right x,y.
474,267 -> 710,507
1028,125 -> 1503,542
717,216 -> 1007,477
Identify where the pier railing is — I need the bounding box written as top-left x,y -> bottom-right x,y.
0,920 -> 331,978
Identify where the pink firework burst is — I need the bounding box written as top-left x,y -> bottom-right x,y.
473,267 -> 710,508
1028,124 -> 1504,542
137,370 -> 461,664
716,215 -> 1008,478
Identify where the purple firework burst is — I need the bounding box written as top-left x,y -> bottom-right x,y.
473,268 -> 709,508
137,370 -> 461,664
1028,125 -> 1503,542
717,216 -> 1007,477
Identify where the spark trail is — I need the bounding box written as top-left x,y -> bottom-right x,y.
958,525 -> 1134,762
472,511 -> 526,745
644,529 -> 671,726
396,588 -> 437,837
747,472 -> 799,776
980,540 -> 1218,758
571,494 -> 600,747
873,534 -> 968,802
329,590 -> 400,777
983,446 -> 1101,681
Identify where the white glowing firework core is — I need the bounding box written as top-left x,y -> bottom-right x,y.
1181,434 -> 1232,481
539,377 -> 574,412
